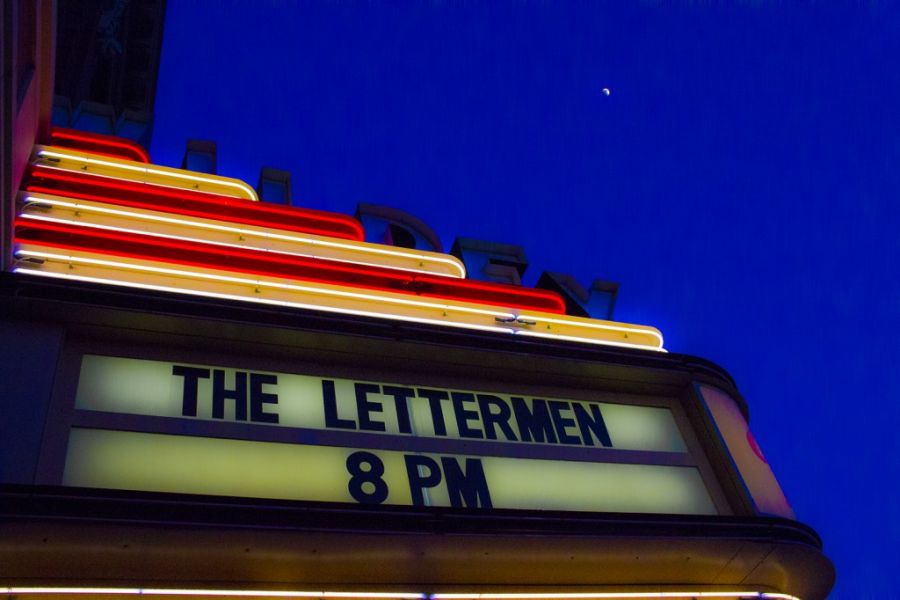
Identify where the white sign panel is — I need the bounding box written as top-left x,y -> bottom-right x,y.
62,355 -> 717,515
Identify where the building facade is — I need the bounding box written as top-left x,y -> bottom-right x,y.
0,3 -> 834,599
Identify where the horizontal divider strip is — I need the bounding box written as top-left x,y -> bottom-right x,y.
71,409 -> 696,467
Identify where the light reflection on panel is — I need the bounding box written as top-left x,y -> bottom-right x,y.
698,385 -> 794,519
63,429 -> 717,515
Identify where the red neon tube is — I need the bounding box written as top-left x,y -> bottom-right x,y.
14,220 -> 567,314
25,166 -> 366,242
48,128 -> 151,163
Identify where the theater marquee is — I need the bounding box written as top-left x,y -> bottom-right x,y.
61,354 -> 718,515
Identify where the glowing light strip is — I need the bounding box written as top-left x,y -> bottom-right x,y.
14,220 -> 565,313
21,148 -> 666,349
0,590 -> 798,600
19,211 -> 459,280
34,146 -> 258,201
25,166 -> 365,241
13,248 -> 663,350
13,268 -> 515,338
431,595 -> 798,600
15,249 -> 506,319
20,193 -> 466,278
49,127 -> 151,163
516,314 -> 665,351
3,589 -> 424,598
515,328 -> 666,353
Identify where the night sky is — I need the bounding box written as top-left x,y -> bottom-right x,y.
150,3 -> 900,597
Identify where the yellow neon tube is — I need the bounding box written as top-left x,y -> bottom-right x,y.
33,145 -> 259,201
19,192 -> 466,278
512,313 -> 664,351
14,246 -> 664,351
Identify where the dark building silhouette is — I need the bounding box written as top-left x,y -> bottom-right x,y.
52,0 -> 166,148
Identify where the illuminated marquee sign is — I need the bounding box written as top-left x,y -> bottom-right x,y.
63,355 -> 717,515
12,139 -> 665,351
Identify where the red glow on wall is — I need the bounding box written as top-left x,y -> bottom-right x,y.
746,430 -> 768,464
48,128 -> 152,163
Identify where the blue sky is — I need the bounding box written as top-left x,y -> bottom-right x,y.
151,3 -> 900,596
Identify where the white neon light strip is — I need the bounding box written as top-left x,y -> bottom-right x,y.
14,249 -> 663,350
19,265 -> 663,352
14,250 -> 504,320
0,590 -> 799,599
14,267 -> 516,337
35,148 -> 259,201
13,252 -> 663,351
12,267 -> 515,338
20,194 -> 466,278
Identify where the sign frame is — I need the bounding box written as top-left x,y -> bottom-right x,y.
36,332 -> 733,516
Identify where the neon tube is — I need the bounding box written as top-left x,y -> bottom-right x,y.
3,589 -> 425,598
49,127 -> 151,163
20,193 -> 465,278
14,262 -> 663,351
14,220 -> 567,314
0,589 -> 797,599
26,165 -> 366,241
14,249 -> 509,318
34,145 -> 259,201
430,595 -> 797,600
13,247 -> 664,351
12,265 -> 518,338
513,313 -> 665,350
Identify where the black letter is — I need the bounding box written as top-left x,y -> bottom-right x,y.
417,388 -> 449,436
322,380 -> 356,429
212,370 -> 247,420
477,395 -> 517,441
405,455 -> 442,505
347,451 -> 388,504
382,385 -> 415,434
512,397 -> 558,443
573,403 -> 613,447
356,383 -> 385,432
452,392 -> 483,439
549,401 -> 580,445
172,365 -> 210,417
442,457 -> 492,508
250,373 -> 279,424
